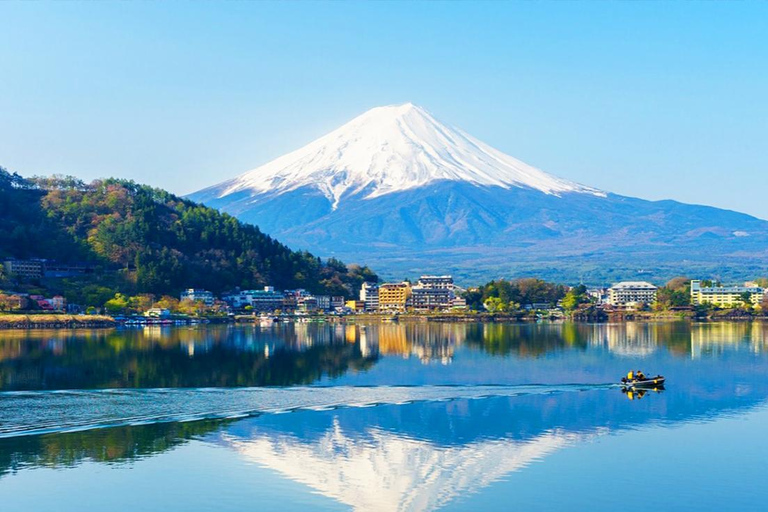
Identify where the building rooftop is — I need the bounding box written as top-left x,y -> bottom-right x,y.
610,281 -> 657,290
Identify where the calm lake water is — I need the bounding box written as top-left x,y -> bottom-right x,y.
1,321 -> 767,511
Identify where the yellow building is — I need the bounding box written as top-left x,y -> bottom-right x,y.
378,282 -> 412,312
690,280 -> 764,307
345,300 -> 365,312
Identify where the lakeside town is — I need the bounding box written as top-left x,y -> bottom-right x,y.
1,257 -> 768,327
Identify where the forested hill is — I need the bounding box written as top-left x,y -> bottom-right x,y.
0,167 -> 377,296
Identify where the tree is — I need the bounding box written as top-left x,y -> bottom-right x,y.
104,293 -> 130,314
738,291 -> 753,309
153,296 -> 180,312
666,277 -> 690,292
178,298 -> 208,316
129,294 -> 155,313
483,297 -> 508,313
561,291 -> 580,312
761,294 -> 768,313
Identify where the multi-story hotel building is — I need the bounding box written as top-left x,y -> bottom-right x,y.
690,280 -> 764,307
411,275 -> 456,311
2,259 -> 45,280
360,282 -> 379,312
378,282 -> 412,312
608,281 -> 658,306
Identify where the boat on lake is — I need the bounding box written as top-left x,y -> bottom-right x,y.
621,375 -> 665,388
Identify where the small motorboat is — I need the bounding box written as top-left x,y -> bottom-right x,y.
621,375 -> 665,388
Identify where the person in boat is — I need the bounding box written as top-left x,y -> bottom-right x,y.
636,370 -> 646,380
627,370 -> 634,381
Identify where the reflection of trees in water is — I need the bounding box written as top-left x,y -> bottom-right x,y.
464,323 -> 589,356
0,325 -> 377,390
0,419 -> 228,478
2,322 -> 767,390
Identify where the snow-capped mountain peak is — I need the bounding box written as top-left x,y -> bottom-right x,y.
214,103 -> 603,209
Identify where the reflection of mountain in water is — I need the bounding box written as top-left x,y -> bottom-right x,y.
222,367 -> 768,512
229,419 -> 581,512
1,318 -> 768,509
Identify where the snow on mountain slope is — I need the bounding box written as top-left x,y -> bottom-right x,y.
212,103 -> 604,209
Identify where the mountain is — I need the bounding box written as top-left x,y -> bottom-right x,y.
0,168 -> 377,301
189,104 -> 768,283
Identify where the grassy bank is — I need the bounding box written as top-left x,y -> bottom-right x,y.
0,314 -> 116,329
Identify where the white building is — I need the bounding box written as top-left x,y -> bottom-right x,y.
415,275 -> 455,290
411,275 -> 458,311
223,287 -> 284,311
360,282 -> 379,312
180,289 -> 215,306
608,281 -> 657,307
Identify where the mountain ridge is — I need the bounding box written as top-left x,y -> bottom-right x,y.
189,104 -> 768,282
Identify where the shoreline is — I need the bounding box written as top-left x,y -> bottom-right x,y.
0,314 -> 116,329
2,312 -> 766,330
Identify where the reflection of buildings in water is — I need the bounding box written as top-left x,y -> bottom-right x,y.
227,422 -> 585,512
591,323 -> 659,357
141,325 -> 167,340
359,324 -> 466,364
690,322 -> 768,358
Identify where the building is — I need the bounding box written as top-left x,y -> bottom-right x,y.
608,281 -> 658,307
223,287 -> 285,311
49,295 -> 66,312
450,296 -> 468,309
180,289 -> 215,306
249,287 -> 285,311
283,289 -> 311,311
587,288 -> 609,305
331,296 -> 345,310
415,275 -> 454,290
315,295 -> 331,311
3,259 -> 45,280
43,262 -> 93,278
411,287 -> 452,311
410,275 -> 458,311
690,280 -> 764,307
360,282 -> 379,312
345,300 -> 365,312
378,282 -> 412,312
145,308 -> 171,318
297,295 -> 318,313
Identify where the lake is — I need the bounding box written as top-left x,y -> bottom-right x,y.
1,321 -> 767,511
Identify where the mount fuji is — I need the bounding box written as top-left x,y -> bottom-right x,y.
189,103 -> 768,282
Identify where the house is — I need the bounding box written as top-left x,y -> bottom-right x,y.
144,308 -> 171,318
690,280 -> 764,307
49,295 -> 66,311
608,281 -> 658,307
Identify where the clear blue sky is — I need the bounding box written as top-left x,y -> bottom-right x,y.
1,1 -> 766,218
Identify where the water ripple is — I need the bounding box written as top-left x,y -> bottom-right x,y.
0,383 -> 612,439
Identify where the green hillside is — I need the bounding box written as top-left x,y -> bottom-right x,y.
0,167 -> 377,299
